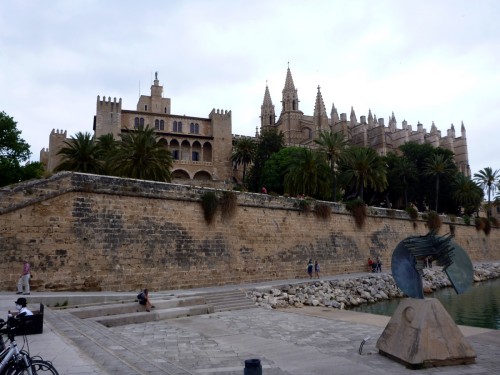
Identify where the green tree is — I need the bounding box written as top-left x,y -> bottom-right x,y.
452,173 -> 483,216
55,132 -> 103,174
474,167 -> 500,217
260,147 -> 303,195
231,137 -> 256,183
314,131 -> 348,202
339,146 -> 387,202
384,153 -> 418,209
0,111 -> 43,186
284,148 -> 331,199
110,127 -> 173,182
423,153 -> 456,212
247,128 -> 284,192
95,133 -> 119,175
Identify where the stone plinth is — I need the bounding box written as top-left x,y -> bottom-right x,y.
376,298 -> 476,369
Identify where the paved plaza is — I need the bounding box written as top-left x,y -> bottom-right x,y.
1,278 -> 499,374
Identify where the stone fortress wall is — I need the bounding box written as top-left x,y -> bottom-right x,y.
1,172 -> 498,292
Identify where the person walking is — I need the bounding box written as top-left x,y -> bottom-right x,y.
16,260 -> 30,295
376,257 -> 382,273
314,260 -> 321,279
307,259 -> 313,279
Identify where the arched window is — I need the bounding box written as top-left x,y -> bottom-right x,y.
173,121 -> 178,132
192,151 -> 199,161
134,117 -> 140,129
140,118 -> 144,126
178,121 -> 183,132
190,122 -> 195,133
155,119 -> 160,130
160,120 -> 164,130
194,123 -> 199,134
144,105 -> 148,111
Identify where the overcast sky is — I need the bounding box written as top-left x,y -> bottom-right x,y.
1,0 -> 499,175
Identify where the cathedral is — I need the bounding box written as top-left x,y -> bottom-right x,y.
41,67 -> 470,185
260,66 -> 470,177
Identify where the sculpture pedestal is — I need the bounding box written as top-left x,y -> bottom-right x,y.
376,298 -> 476,369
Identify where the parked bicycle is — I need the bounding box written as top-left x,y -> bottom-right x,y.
0,315 -> 58,375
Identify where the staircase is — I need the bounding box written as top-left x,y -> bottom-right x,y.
186,289 -> 257,312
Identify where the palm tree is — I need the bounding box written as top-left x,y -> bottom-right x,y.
95,133 -> 118,175
231,137 -> 256,183
55,132 -> 103,174
452,173 -> 483,216
314,131 -> 348,202
423,153 -> 455,212
284,148 -> 331,199
109,127 -> 172,182
390,156 -> 418,208
339,146 -> 387,201
474,167 -> 500,217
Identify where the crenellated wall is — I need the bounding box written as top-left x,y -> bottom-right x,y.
0,172 -> 498,292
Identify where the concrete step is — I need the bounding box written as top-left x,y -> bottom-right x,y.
93,304 -> 214,327
188,289 -> 257,312
67,296 -> 205,318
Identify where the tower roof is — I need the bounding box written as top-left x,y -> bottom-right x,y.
313,85 -> 327,117
263,84 -> 273,106
282,67 -> 296,92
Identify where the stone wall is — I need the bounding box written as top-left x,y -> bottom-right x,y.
0,172 -> 498,292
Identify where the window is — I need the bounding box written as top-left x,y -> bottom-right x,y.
172,150 -> 179,160
190,122 -> 199,134
178,121 -> 183,132
192,151 -> 199,162
160,120 -> 164,130
144,105 -> 148,111
164,107 -> 167,113
173,121 -> 178,132
135,117 -> 144,130
155,119 -> 160,130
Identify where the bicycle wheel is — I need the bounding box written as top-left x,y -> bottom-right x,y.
6,359 -> 59,375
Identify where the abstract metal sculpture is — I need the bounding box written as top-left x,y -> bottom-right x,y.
391,230 -> 473,299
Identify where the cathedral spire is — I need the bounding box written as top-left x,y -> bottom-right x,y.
260,83 -> 276,129
313,85 -> 328,132
281,65 -> 300,112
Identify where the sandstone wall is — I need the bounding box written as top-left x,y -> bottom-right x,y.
0,172 -> 498,292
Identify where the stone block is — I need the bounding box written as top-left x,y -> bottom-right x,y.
376,298 -> 476,368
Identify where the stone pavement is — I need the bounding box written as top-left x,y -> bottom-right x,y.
1,273 -> 499,374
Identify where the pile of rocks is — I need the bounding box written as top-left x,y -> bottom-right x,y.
247,262 -> 500,310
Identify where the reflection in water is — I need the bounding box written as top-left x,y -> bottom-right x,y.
349,278 -> 500,329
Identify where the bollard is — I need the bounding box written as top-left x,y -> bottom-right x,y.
244,358 -> 262,375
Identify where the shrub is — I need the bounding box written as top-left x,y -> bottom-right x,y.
298,199 -> 312,213
201,192 -> 219,224
475,217 -> 485,231
425,211 -> 442,232
405,206 -> 418,220
483,218 -> 491,235
313,203 -> 331,220
463,215 -> 471,226
345,199 -> 367,229
219,191 -> 237,220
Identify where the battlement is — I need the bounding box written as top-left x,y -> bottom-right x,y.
50,129 -> 67,137
96,95 -> 122,110
209,108 -> 232,119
